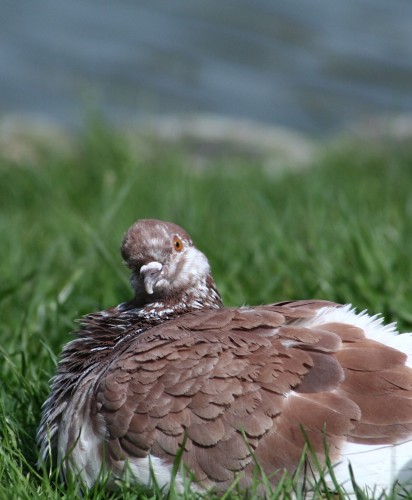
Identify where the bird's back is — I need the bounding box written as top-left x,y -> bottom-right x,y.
40,300 -> 412,494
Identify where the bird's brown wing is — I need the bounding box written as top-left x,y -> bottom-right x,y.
325,321 -> 412,445
93,301 -> 412,489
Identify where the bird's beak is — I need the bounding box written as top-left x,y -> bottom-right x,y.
140,262 -> 163,295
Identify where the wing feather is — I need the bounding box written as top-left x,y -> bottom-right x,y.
92,302 -> 412,488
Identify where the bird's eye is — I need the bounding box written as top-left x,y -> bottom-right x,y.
173,235 -> 184,252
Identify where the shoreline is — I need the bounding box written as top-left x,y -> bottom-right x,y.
1,112 -> 411,165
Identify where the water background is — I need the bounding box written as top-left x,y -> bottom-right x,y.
1,0 -> 412,136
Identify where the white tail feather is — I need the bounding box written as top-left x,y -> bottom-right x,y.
334,439 -> 412,495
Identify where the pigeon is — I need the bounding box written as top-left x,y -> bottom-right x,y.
38,219 -> 412,495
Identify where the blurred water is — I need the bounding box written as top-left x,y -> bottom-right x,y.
1,0 -> 412,135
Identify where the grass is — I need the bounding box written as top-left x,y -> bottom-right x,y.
1,121 -> 412,498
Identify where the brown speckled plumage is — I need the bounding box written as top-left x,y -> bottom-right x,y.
38,219 -> 412,494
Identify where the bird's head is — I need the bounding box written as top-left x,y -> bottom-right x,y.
121,219 -> 222,309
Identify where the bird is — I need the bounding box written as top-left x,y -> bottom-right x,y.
37,218 -> 412,496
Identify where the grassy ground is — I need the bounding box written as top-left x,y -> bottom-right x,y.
1,123 -> 412,498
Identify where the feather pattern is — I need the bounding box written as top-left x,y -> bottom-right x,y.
38,219 -> 412,494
